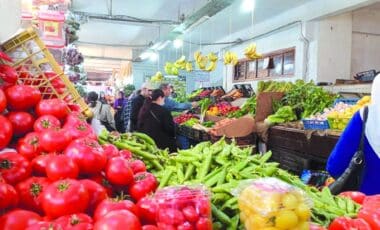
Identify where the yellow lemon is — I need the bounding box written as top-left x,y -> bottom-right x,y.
275,210 -> 299,229
282,193 -> 299,210
293,221 -> 310,230
295,203 -> 311,221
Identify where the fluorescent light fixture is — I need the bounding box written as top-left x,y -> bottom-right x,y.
139,51 -> 154,60
241,0 -> 255,13
149,52 -> 158,62
173,39 -> 183,49
156,40 -> 171,50
183,16 -> 210,34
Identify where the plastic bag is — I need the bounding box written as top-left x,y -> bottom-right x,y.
232,178 -> 312,230
153,185 -> 212,230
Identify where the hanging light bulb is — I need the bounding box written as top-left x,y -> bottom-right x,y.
241,0 -> 255,13
173,39 -> 183,49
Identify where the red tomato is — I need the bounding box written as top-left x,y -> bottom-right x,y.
339,191 -> 366,205
105,157 -> 134,186
7,111 -> 35,136
89,173 -> 113,197
177,222 -> 194,230
25,221 -> 63,230
142,225 -> 159,230
310,223 -> 327,230
46,155 -> 79,181
15,177 -> 50,214
65,112 -> 87,126
31,154 -> 53,176
5,85 -> 41,111
80,179 -> 108,215
0,115 -> 13,149
194,196 -> 211,217
64,138 -> 107,175
128,172 -> 158,202
40,129 -> 72,152
94,199 -> 139,221
182,206 -> 199,223
0,210 -> 41,230
157,223 -> 176,230
0,64 -> 18,85
41,179 -> 90,219
137,197 -> 158,224
64,121 -> 97,140
119,149 -> 133,159
0,152 -> 31,185
0,89 -> 6,113
93,210 -> 141,230
34,115 -> 61,133
17,132 -> 42,160
129,160 -> 147,174
54,213 -> 93,228
196,217 -> 212,230
158,208 -> 185,225
65,222 -> 93,230
36,99 -> 70,120
0,182 -> 18,210
102,144 -> 119,159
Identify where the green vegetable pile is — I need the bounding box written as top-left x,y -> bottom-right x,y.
187,89 -> 203,100
258,81 -> 293,93
181,118 -> 199,127
227,96 -> 256,118
199,98 -> 212,118
202,121 -> 215,128
265,105 -> 297,125
283,80 -> 337,118
99,130 -> 360,228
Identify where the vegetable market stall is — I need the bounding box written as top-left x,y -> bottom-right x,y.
267,125 -> 341,175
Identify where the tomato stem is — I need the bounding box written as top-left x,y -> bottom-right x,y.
30,183 -> 43,197
57,181 -> 70,192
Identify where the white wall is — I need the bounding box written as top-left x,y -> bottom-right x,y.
0,0 -> 21,41
316,12 -> 353,82
351,5 -> 380,76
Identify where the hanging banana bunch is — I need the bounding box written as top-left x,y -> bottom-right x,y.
164,62 -> 179,76
244,43 -> 262,60
151,71 -> 164,83
193,51 -> 218,72
224,51 -> 238,65
174,55 -> 187,70
185,62 -> 193,72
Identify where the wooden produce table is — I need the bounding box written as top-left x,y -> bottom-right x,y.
267,126 -> 341,175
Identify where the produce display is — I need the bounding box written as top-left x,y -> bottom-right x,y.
221,88 -> 244,101
207,102 -> 240,117
153,185 -> 212,230
227,96 -> 256,118
235,178 -> 312,230
265,106 -> 298,125
174,113 -> 197,125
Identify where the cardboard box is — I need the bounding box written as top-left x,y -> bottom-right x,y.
255,92 -> 284,122
211,115 -> 256,138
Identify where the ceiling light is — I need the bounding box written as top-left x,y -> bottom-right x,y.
149,52 -> 158,62
241,0 -> 255,13
139,51 -> 154,60
173,39 -> 183,49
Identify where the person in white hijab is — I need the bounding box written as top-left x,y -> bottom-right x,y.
327,74 -> 380,195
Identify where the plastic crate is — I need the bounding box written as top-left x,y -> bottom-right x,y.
334,98 -> 359,106
302,119 -> 330,130
1,28 -> 92,117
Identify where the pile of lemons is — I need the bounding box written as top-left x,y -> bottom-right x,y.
328,96 -> 371,130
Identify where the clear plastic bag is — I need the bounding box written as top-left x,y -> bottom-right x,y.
232,178 -> 313,230
153,185 -> 212,230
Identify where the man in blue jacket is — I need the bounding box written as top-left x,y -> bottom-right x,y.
159,83 -> 197,112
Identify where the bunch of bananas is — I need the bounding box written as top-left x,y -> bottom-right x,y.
164,62 -> 179,76
224,51 -> 238,65
151,71 -> 164,83
194,51 -> 218,72
244,43 -> 262,60
173,56 -> 193,73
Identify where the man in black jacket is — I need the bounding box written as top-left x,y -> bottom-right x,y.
130,82 -> 153,131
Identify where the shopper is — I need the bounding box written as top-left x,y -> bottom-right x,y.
130,83 -> 153,131
114,91 -> 127,133
99,91 -> 107,104
87,91 -> 116,133
137,89 -> 177,152
122,90 -> 140,132
159,83 -> 196,112
327,75 -> 380,195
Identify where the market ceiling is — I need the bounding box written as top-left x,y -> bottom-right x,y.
71,0 -> 313,50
